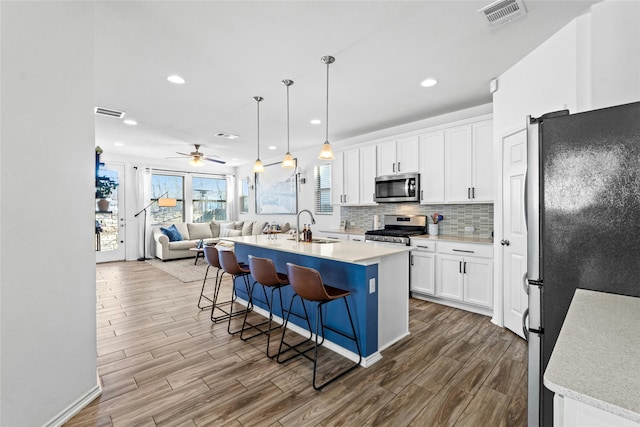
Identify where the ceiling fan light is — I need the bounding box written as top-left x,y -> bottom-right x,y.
282,152 -> 295,168
190,157 -> 204,167
253,158 -> 264,173
318,141 -> 335,160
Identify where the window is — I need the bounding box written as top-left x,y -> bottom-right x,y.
151,174 -> 184,223
239,177 -> 250,213
192,176 -> 227,222
315,164 -> 333,214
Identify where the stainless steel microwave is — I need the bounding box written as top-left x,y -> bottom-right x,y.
374,173 -> 420,203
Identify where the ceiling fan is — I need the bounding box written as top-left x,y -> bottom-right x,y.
168,144 -> 226,166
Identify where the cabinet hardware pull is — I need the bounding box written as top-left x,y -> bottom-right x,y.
393,163 -> 396,173
421,190 -> 423,200
459,261 -> 462,273
468,187 -> 471,199
453,249 -> 474,253
417,245 -> 429,249
344,194 -> 347,203
463,261 -> 467,274
411,255 -> 414,266
472,187 -> 475,198
398,162 -> 401,172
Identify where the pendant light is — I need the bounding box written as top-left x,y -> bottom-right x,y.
318,55 -> 335,160
253,96 -> 264,173
281,79 -> 296,168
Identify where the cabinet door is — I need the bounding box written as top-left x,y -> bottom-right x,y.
377,140 -> 397,176
419,131 -> 445,203
343,149 -> 360,205
410,251 -> 435,295
445,125 -> 473,202
396,136 -> 420,174
436,254 -> 464,301
331,152 -> 345,205
471,120 -> 493,202
463,258 -> 493,308
360,145 -> 377,204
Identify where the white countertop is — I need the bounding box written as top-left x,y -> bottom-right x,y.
221,234 -> 409,264
544,289 -> 640,423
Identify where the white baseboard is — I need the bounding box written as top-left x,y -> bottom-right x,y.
44,383 -> 102,427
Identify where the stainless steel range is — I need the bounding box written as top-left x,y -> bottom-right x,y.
365,215 -> 427,245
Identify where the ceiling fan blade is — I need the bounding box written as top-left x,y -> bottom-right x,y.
175,152 -> 190,156
204,158 -> 226,164
165,156 -> 188,159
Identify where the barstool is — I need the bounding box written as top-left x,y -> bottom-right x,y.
197,245 -> 236,323
240,255 -> 290,357
277,263 -> 362,390
217,249 -> 253,335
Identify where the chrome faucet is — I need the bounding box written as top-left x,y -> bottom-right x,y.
296,209 -> 316,241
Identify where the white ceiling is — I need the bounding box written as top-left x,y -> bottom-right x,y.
95,0 -> 599,169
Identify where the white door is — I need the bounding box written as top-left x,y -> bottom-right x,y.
502,129 -> 528,338
96,163 -> 126,263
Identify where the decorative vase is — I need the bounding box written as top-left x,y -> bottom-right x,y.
97,198 -> 110,212
428,223 -> 439,236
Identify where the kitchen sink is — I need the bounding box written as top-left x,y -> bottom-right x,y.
285,237 -> 338,244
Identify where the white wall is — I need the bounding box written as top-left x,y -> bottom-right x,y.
0,2 -> 99,425
492,0 -> 640,325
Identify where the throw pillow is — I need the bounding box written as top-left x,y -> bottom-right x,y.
160,224 -> 183,242
220,228 -> 242,238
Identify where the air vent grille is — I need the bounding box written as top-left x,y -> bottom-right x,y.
479,0 -> 527,27
215,132 -> 239,140
94,106 -> 125,118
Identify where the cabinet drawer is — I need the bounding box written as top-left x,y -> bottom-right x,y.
409,239 -> 436,252
437,241 -> 493,258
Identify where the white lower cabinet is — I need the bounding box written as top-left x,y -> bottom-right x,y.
411,239 -> 493,315
410,248 -> 436,295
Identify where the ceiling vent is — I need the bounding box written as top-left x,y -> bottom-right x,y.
94,106 -> 125,118
215,132 -> 239,140
479,0 -> 527,28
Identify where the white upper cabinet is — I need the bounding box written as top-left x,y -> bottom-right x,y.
444,120 -> 493,203
419,131 -> 445,204
377,136 -> 419,176
332,148 -> 360,205
359,145 -> 377,205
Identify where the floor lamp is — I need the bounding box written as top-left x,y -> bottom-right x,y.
134,192 -> 177,261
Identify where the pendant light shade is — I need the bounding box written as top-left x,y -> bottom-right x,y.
281,79 -> 296,168
253,96 -> 264,173
318,55 -> 335,160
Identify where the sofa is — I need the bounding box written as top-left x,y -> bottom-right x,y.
152,220 -> 268,261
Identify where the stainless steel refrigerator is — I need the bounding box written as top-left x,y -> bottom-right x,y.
525,101 -> 640,426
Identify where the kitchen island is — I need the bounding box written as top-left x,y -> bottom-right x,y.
544,289 -> 640,426
221,235 -> 410,367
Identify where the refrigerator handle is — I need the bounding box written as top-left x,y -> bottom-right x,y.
523,272 -> 529,295
522,308 -> 529,340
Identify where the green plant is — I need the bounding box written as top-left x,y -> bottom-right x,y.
96,176 -> 118,199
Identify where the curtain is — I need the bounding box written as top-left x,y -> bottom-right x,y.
134,166 -> 152,259
226,174 -> 237,220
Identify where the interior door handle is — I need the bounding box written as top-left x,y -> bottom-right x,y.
500,239 -> 510,246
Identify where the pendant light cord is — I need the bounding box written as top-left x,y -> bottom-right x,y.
325,61 -> 329,142
286,83 -> 290,152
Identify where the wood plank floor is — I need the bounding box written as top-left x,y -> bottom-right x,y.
67,260 -> 527,426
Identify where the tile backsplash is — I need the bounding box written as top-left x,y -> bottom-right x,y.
341,203 -> 494,238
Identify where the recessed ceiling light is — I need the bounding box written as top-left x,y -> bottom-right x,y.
114,142 -> 124,146
310,119 -> 322,125
268,146 -> 277,150
167,75 -> 185,84
123,119 -> 137,125
420,78 -> 438,88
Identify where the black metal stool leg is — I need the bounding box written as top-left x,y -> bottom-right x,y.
227,273 -> 253,335
277,295 -> 316,364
